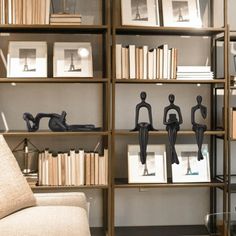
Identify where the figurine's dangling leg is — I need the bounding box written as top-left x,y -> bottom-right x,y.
168,127 -> 179,164
139,123 -> 149,165
195,128 -> 205,161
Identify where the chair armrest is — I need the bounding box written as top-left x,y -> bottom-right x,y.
34,192 -> 88,213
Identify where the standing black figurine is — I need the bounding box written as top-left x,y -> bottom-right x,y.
191,95 -> 207,161
131,92 -> 157,166
163,94 -> 183,164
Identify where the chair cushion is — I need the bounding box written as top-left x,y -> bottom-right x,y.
0,135 -> 36,219
0,206 -> 91,236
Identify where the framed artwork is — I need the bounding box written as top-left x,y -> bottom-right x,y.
172,144 -> 210,183
128,144 -> 167,183
121,0 -> 160,27
7,41 -> 47,78
53,42 -> 93,77
162,0 -> 202,27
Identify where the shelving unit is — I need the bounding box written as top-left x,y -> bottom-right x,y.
0,1 -> 111,236
111,0 -> 228,235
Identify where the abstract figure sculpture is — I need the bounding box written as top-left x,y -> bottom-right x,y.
163,94 -> 183,164
131,92 -> 157,167
191,95 -> 207,161
23,111 -> 100,132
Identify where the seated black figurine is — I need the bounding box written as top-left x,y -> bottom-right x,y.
23,111 -> 101,132
163,94 -> 183,165
191,95 -> 207,161
131,92 -> 157,165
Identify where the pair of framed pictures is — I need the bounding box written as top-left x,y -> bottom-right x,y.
128,144 -> 210,183
121,0 -> 202,28
7,41 -> 93,78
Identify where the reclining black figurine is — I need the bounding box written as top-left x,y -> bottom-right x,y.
131,92 -> 157,166
163,94 -> 183,165
191,95 -> 207,161
23,111 -> 101,132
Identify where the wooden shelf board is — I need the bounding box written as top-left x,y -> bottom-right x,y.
115,79 -> 225,84
114,130 -> 225,136
1,130 -> 109,136
115,26 -> 225,36
114,178 -> 225,188
115,225 -> 209,236
0,24 -> 108,34
0,78 -> 108,83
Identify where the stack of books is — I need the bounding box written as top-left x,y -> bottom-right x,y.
38,149 -> 108,186
50,14 -> 82,25
177,66 -> 214,80
0,0 -> 51,24
116,44 -> 178,80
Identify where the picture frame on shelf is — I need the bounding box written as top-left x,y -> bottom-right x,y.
7,41 -> 47,78
172,144 -> 210,183
128,144 -> 167,183
162,0 -> 202,27
121,0 -> 160,27
53,42 -> 93,77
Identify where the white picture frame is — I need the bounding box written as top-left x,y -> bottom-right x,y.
162,0 -> 202,27
172,144 -> 210,183
128,144 -> 167,183
7,41 -> 47,78
53,42 -> 93,77
121,0 -> 160,27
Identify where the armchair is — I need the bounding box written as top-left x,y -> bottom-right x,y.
0,135 -> 91,236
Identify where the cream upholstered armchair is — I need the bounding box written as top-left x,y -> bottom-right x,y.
0,135 -> 91,236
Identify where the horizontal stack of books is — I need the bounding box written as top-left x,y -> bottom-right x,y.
50,14 -> 82,25
0,0 -> 51,24
177,66 -> 214,80
116,44 -> 178,80
38,149 -> 108,186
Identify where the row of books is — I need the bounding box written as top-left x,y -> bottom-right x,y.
38,149 -> 108,186
116,44 -> 178,80
177,66 -> 214,80
0,0 -> 51,24
231,108 -> 236,139
50,14 -> 82,25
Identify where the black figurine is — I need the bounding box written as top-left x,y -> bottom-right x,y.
131,92 -> 157,166
163,94 -> 183,165
191,95 -> 207,161
23,111 -> 100,132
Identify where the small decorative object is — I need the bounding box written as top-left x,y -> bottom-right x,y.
121,0 -> 160,27
163,94 -> 183,165
128,144 -> 167,183
172,144 -> 210,183
191,95 -> 207,161
7,41 -> 47,78
12,138 -> 39,174
51,0 -> 77,15
23,111 -> 101,132
162,0 -> 202,27
131,92 -> 157,166
53,42 -> 93,77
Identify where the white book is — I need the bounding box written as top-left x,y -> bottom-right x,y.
94,152 -> 99,185
129,45 -> 136,79
57,153 -> 62,186
38,152 -> 42,185
98,155 -> 104,185
45,0 -> 51,24
8,0 -> 12,24
177,66 -> 211,72
153,48 -> 157,80
104,149 -> 108,185
70,149 -> 76,186
148,49 -> 154,80
167,49 -> 171,79
177,77 -> 214,80
156,48 -> 161,79
162,44 -> 168,79
64,153 -> 70,186
44,149 -> 49,185
116,44 -> 122,79
79,149 -> 85,185
121,47 -> 128,79
143,45 -> 148,80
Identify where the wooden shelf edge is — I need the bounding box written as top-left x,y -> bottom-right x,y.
30,184 -> 109,190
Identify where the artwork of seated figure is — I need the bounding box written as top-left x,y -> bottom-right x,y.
131,92 -> 157,166
191,95 -> 207,161
163,94 -> 183,165
23,111 -> 100,132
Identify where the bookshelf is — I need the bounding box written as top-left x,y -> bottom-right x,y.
0,0 -> 111,236
111,0 -> 228,236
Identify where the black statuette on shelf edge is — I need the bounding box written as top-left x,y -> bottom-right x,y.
23,111 -> 101,132
191,95 -> 207,161
131,92 -> 157,165
163,94 -> 183,165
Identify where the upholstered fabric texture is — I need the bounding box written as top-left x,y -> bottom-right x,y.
0,135 -> 36,219
0,206 -> 91,236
